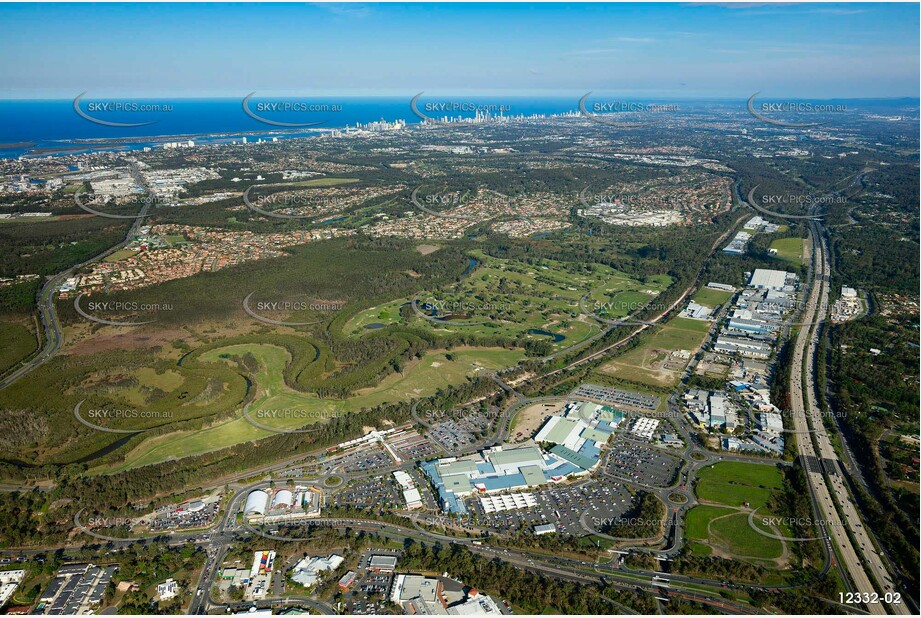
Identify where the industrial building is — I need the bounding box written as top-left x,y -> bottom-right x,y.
723,230 -> 752,254
748,268 -> 797,291
744,216 -> 780,233
39,564 -> 117,615
680,301 -> 714,320
714,336 -> 772,359
684,390 -> 739,431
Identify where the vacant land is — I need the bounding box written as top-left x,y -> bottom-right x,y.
688,462 -> 788,565
696,461 -> 784,510
691,286 -> 734,309
510,401 -> 567,443
686,505 -> 736,542
769,237 -> 805,267
416,244 -> 440,255
709,512 -> 784,560
598,317 -> 710,387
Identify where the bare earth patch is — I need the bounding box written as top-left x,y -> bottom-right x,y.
511,401 -> 567,443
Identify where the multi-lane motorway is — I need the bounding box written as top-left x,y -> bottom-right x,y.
789,222 -> 908,616
2,185 -> 909,615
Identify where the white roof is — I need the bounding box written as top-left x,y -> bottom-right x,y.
749,269 -> 790,290
393,471 -> 415,490
243,490 -> 269,515
271,489 -> 293,508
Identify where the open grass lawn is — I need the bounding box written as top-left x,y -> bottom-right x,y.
691,287 -> 734,308
597,317 -> 710,388
687,478 -> 787,563
688,541 -> 713,557
103,248 -> 139,263
709,512 -> 784,560
695,461 -> 784,510
686,505 -> 735,540
769,237 -> 805,267
97,344 -> 522,471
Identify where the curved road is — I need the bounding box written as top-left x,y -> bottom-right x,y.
0,162 -> 154,391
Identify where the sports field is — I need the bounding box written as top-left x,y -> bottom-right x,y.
103,248 -> 139,263
95,343 -> 521,472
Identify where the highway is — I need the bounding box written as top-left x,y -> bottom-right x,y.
0,162 -> 153,391
173,473 -> 775,615
2,182 -> 904,615
789,221 -> 907,615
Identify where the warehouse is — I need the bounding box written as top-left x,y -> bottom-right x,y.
748,268 -> 794,291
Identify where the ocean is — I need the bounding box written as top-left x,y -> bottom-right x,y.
0,96 -> 582,158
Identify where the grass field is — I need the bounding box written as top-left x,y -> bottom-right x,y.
688,541 -> 713,557
343,252 -> 670,354
102,248 -> 139,263
0,321 -> 37,375
691,287 -> 734,308
688,462 -> 788,564
709,512 -> 784,560
769,237 -> 805,267
598,317 -> 711,387
696,461 -> 784,510
96,344 -> 522,471
686,505 -> 736,541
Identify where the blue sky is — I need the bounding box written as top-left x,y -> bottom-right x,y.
0,2 -> 917,99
